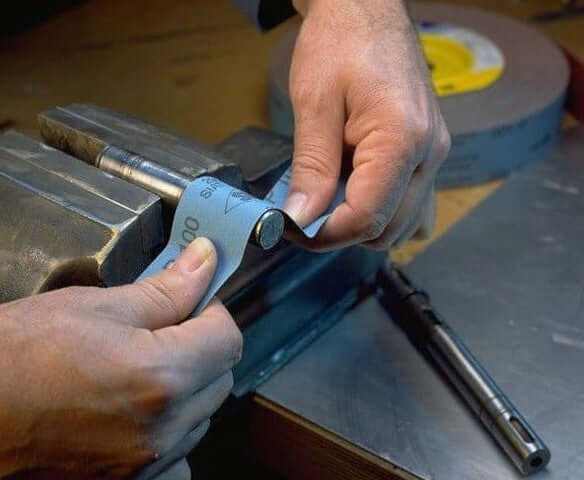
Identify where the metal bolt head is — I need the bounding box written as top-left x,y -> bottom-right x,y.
255,209 -> 285,250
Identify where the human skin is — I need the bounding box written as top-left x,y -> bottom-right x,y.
285,0 -> 451,250
0,238 -> 242,479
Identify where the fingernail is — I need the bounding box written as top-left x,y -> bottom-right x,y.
181,237 -> 213,273
284,192 -> 308,225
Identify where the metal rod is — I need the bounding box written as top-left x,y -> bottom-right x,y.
377,263 -> 551,476
97,145 -> 189,207
96,145 -> 284,250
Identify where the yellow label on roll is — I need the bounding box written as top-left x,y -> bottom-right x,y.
418,25 -> 504,96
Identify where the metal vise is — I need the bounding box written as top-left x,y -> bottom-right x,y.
0,104 -> 290,300
0,104 -> 383,392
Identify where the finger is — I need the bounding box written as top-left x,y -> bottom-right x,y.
308,128 -> 416,250
134,421 -> 209,480
149,300 -> 242,396
157,372 -> 233,442
393,188 -> 436,248
108,237 -> 217,330
146,459 -> 191,480
362,172 -> 430,250
284,70 -> 345,226
412,188 -> 437,240
160,459 -> 190,480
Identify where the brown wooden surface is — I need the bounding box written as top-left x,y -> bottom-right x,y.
1,0 -> 582,478
244,397 -> 420,480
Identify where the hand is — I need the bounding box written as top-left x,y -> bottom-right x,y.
0,238 -> 242,479
284,0 -> 451,250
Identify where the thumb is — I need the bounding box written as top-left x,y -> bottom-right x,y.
110,237 -> 217,329
284,92 -> 344,227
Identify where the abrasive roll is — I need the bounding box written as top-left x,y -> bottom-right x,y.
269,3 -> 569,187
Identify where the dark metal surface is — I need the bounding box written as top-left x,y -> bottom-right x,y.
0,131 -> 163,301
231,247 -> 385,394
259,128 -> 584,479
378,265 -> 550,475
38,104 -> 243,188
215,126 -> 292,184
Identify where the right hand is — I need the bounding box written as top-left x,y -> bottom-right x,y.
284,0 -> 450,251
0,237 -> 242,479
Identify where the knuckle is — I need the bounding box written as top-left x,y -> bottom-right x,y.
137,278 -> 181,321
363,212 -> 389,241
128,348 -> 179,415
208,303 -> 243,367
136,373 -> 177,417
294,141 -> 338,180
205,372 -> 234,418
349,209 -> 389,242
369,122 -> 417,173
365,237 -> 392,251
290,79 -> 320,110
411,113 -> 431,147
153,368 -> 184,404
381,103 -> 432,157
391,128 -> 415,158
195,419 -> 211,442
226,322 -> 244,367
436,125 -> 452,162
224,370 -> 235,393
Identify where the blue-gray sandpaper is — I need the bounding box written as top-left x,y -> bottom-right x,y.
137,166 -> 341,314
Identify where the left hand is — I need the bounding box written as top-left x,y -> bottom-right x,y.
0,238 -> 241,480
284,0 -> 451,250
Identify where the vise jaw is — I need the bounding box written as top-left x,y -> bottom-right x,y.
0,131 -> 162,300
0,104 -> 291,303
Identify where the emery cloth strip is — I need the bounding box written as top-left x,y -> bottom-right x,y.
137,166 -> 343,314
269,3 -> 569,187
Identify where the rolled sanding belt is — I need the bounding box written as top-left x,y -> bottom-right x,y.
269,3 -> 570,187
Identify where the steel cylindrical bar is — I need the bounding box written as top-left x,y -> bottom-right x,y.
96,145 -> 284,250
